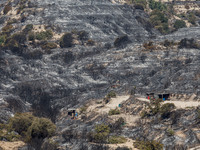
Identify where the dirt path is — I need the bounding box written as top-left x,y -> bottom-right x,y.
106,138 -> 137,150
0,141 -> 25,150
97,95 -> 130,114
136,97 -> 200,109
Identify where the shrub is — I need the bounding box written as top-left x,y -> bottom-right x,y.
28,32 -> 35,41
36,30 -> 53,41
60,32 -> 73,48
114,35 -> 129,47
10,32 -> 26,44
134,140 -> 163,150
149,0 -> 167,11
134,0 -> 147,8
111,117 -> 125,131
23,24 -> 33,33
41,42 -> 57,50
106,91 -> 116,98
115,146 -> 130,150
93,124 -> 110,143
108,136 -> 127,144
79,105 -> 88,114
140,110 -> 149,118
150,10 -> 169,34
174,20 -> 186,30
188,13 -> 196,25
166,128 -> 175,136
26,117 -> 56,141
160,103 -> 175,119
3,5 -> 12,14
4,39 -> 20,52
134,4 -> 144,10
0,34 -> 6,46
7,19 -> 18,25
8,113 -> 34,135
2,25 -> 13,33
108,108 -> 120,116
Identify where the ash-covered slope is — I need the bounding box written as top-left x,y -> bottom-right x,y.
26,0 -> 157,42
0,0 -> 200,122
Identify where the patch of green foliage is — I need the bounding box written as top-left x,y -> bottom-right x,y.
23,24 -> 33,33
166,128 -> 175,136
92,123 -> 110,143
108,136 -> 127,144
36,30 -> 53,41
41,42 -> 57,50
106,91 -> 117,98
79,105 -> 88,114
0,34 -> 7,46
5,113 -> 56,143
141,99 -> 175,119
108,108 -> 120,116
134,139 -> 163,150
150,10 -> 169,34
174,20 -> 186,30
160,103 -> 176,119
188,12 -> 196,25
149,0 -> 167,11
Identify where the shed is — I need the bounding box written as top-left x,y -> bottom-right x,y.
67,108 -> 76,117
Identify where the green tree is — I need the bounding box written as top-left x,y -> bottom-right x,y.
174,20 -> 186,30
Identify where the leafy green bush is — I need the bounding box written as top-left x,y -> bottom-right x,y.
79,105 -> 88,114
92,124 -> 110,143
174,20 -> 186,30
36,30 -> 53,41
134,0 -> 147,8
0,34 -> 6,46
26,117 -> 56,141
23,24 -> 33,33
106,91 -> 116,98
149,0 -> 167,11
60,32 -> 73,48
160,103 -> 175,119
108,136 -> 127,144
3,5 -> 12,14
8,113 -> 34,135
41,42 -> 57,50
7,113 -> 56,142
134,140 -> 163,150
166,128 -> 175,136
150,10 -> 169,34
108,108 -> 120,116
